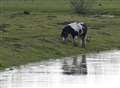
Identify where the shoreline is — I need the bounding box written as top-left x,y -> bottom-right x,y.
0,48 -> 120,70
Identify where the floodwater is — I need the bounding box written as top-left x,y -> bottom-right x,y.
0,50 -> 120,88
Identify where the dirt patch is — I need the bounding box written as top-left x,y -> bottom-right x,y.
11,43 -> 31,52
10,11 -> 31,18
99,31 -> 112,36
0,63 -> 3,67
56,21 -> 75,25
3,37 -> 21,42
0,24 -> 10,32
92,15 -> 115,18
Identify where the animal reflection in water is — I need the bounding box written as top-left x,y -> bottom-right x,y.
62,55 -> 87,75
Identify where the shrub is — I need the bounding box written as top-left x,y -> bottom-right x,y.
67,0 -> 98,14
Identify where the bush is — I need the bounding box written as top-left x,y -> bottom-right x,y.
67,0 -> 98,14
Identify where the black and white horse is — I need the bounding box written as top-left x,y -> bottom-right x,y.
61,22 -> 88,48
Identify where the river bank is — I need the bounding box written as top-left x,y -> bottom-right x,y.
0,13 -> 120,70
0,0 -> 120,70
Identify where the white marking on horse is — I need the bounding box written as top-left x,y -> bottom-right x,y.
68,22 -> 80,32
75,36 -> 78,39
68,22 -> 84,34
62,37 -> 65,41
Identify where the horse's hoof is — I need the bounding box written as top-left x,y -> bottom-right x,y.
73,44 -> 78,47
81,46 -> 86,48
62,41 -> 67,44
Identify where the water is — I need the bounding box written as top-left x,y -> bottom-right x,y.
0,50 -> 120,88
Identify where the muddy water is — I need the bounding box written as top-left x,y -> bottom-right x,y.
0,50 -> 120,88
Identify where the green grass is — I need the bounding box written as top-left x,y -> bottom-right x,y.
0,0 -> 120,15
0,0 -> 120,69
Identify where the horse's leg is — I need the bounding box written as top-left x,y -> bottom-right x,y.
62,33 -> 68,44
62,37 -> 67,43
72,35 -> 78,47
80,35 -> 86,48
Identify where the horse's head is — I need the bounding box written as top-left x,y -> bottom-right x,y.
61,28 -> 68,42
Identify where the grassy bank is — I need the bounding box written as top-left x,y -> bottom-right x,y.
0,0 -> 120,69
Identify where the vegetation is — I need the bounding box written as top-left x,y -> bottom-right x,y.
0,0 -> 120,69
67,0 -> 98,14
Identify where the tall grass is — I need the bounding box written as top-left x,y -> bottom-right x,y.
67,0 -> 98,14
